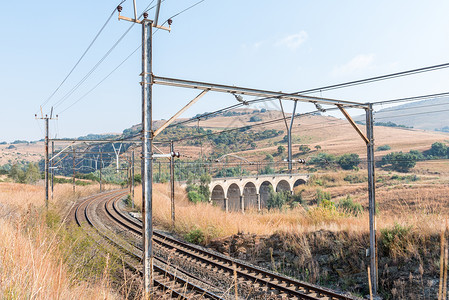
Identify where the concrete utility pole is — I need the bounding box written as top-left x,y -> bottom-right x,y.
99,150 -> 103,192
366,103 -> 377,295
35,111 -> 57,210
170,141 -> 175,228
45,118 -> 49,205
116,2 -> 170,294
72,148 -> 76,193
131,150 -> 135,208
51,141 -> 54,200
141,16 -> 154,295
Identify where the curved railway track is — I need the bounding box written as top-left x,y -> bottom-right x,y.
102,193 -> 359,300
74,190 -> 222,299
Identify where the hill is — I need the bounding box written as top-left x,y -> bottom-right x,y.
358,97 -> 449,131
2,108 -> 449,169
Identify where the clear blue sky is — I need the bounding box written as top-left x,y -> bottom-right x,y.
1,0 -> 449,142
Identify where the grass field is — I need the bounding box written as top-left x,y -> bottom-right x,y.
0,182 -> 120,299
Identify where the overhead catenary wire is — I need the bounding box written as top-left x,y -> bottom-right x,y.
164,62 -> 449,130
53,0 -> 159,113
39,2 -> 124,112
58,45 -> 141,114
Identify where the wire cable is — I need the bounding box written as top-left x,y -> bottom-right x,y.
53,0 -> 158,112
39,3 -> 121,111
55,1 -> 161,114
58,45 -> 140,114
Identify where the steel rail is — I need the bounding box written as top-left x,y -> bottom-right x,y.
74,190 -> 221,299
104,196 -> 224,297
111,196 -> 359,300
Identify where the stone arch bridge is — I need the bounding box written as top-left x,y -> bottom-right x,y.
209,174 -> 309,213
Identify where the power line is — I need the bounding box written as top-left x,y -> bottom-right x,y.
58,45 -> 141,114
53,23 -> 136,110
53,0 -> 159,113
375,107 -> 449,120
373,91 -> 449,106
169,62 -> 449,129
39,4 -> 122,111
162,0 -> 206,24
296,62 -> 449,96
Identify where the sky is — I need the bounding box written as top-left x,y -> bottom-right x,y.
1,0 -> 449,142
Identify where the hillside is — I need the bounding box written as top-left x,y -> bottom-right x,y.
357,97 -> 449,131
2,108 -> 449,168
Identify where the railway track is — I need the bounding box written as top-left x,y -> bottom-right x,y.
103,193 -> 360,300
74,190 -> 222,299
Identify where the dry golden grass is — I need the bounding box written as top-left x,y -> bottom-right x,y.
0,218 -> 118,299
0,182 -> 120,299
0,182 -> 116,211
131,170 -> 448,246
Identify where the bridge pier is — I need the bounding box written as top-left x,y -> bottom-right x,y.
257,193 -> 261,212
224,197 -> 228,213
240,195 -> 244,213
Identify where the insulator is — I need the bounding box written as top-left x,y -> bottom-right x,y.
117,5 -> 123,12
168,19 -> 173,25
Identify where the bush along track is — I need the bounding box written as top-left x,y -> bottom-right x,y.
208,229 -> 444,299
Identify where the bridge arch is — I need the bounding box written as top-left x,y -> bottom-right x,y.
243,182 -> 258,211
227,183 -> 241,212
276,180 -> 291,193
294,179 -> 307,187
259,181 -> 273,209
211,185 -> 226,210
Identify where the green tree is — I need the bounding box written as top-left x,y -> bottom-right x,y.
427,142 -> 448,157
337,153 -> 360,170
379,151 -> 417,172
9,163 -> 25,183
277,145 -> 285,155
24,163 -> 40,184
314,145 -> 321,151
199,173 -> 211,200
260,165 -> 275,175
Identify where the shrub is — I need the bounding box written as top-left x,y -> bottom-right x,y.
337,153 -> 360,170
315,189 -> 331,205
187,191 -> 205,203
249,116 -> 262,122
185,228 -> 205,245
260,165 -> 275,175
344,174 -> 367,183
266,186 -> 291,210
265,154 -> 274,162
380,223 -> 413,259
277,145 -> 285,155
338,195 -> 362,216
308,152 -> 336,169
376,144 -> 391,151
298,145 -> 311,153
